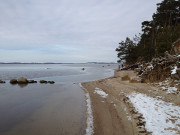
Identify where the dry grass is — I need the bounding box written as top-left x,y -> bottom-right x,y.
121,75 -> 130,81
130,79 -> 140,83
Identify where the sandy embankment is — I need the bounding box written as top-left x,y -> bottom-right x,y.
82,70 -> 180,135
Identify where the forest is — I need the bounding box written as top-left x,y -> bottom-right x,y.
116,0 -> 180,64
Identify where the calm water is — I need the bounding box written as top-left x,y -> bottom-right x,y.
0,64 -> 117,135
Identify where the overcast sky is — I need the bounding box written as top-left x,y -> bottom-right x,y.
0,0 -> 162,63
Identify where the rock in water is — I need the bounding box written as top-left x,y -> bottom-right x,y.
18,77 -> 28,84
0,80 -> 6,83
48,81 -> 55,84
28,80 -> 37,83
10,79 -> 18,84
40,80 -> 47,83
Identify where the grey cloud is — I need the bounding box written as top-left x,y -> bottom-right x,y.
0,0 -> 162,62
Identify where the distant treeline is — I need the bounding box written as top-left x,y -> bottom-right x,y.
116,0 -> 180,64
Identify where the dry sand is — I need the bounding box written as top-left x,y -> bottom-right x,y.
82,70 -> 180,135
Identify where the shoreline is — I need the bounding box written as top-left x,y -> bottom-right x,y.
81,70 -> 180,135
79,83 -> 94,135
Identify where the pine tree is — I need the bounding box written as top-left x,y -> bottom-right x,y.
116,0 -> 180,64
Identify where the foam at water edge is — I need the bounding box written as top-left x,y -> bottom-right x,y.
79,83 -> 94,135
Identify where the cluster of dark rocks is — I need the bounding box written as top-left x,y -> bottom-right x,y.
0,80 -> 6,83
9,77 -> 55,84
10,77 -> 37,84
39,80 -> 55,84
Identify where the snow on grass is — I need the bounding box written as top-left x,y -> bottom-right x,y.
147,64 -> 154,70
167,87 -> 178,94
157,79 -> 178,94
161,86 -> 178,94
161,86 -> 167,90
79,83 -> 94,135
128,92 -> 180,135
158,79 -> 170,86
94,87 -> 108,98
171,66 -> 177,75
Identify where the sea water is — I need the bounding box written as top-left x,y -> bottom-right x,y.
0,63 -> 117,135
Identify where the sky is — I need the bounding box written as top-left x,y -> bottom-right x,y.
0,0 -> 162,63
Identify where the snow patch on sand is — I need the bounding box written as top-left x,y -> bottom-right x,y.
79,83 -> 94,135
128,92 -> 180,135
161,86 -> 178,94
127,116 -> 132,121
85,93 -> 94,135
94,87 -> 108,98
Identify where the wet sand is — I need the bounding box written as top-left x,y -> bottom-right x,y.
82,70 -> 180,135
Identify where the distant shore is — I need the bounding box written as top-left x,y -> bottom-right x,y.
0,62 -> 117,64
81,70 -> 180,135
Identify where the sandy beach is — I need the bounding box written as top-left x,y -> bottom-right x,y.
82,70 -> 180,135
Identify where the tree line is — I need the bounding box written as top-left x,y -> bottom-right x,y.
116,0 -> 180,64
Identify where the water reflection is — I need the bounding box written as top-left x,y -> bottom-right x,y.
10,83 -> 28,88
18,83 -> 28,88
0,64 -> 117,135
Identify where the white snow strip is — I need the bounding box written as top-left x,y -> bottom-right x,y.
85,93 -> 94,135
79,83 -> 94,135
94,87 -> 108,98
128,93 -> 180,135
171,66 -> 177,75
